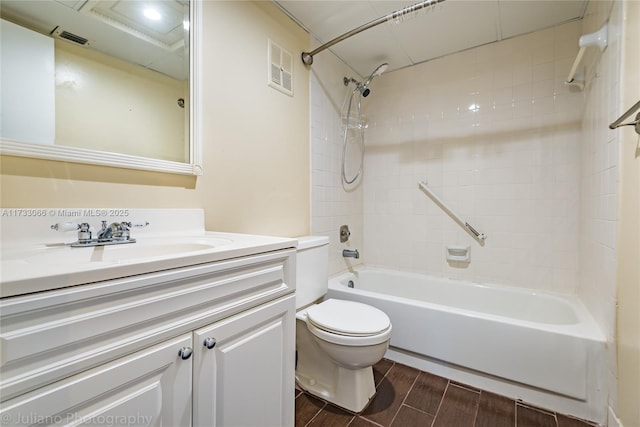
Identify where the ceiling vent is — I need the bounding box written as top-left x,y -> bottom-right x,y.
51,26 -> 92,47
268,39 -> 293,96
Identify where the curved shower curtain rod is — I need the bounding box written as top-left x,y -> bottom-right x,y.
301,0 -> 447,66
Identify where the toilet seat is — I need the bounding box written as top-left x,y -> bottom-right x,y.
305,299 -> 392,346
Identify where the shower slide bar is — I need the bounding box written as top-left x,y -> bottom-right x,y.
609,100 -> 640,136
418,181 -> 487,242
301,0 -> 447,66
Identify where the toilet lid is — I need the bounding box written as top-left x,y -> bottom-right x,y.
306,299 -> 390,336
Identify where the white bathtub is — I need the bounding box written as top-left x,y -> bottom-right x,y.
326,268 -> 606,423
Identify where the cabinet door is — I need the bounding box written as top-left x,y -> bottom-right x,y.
193,295 -> 295,427
0,334 -> 192,427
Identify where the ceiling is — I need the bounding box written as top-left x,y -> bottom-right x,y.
0,0 -> 188,80
275,0 -> 588,78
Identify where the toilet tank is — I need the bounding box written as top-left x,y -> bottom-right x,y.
295,236 -> 329,309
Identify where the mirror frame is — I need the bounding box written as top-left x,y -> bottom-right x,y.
0,0 -> 203,176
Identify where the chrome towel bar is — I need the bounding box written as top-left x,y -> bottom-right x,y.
418,181 -> 486,242
609,100 -> 640,135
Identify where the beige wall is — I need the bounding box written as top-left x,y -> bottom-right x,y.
616,2 -> 640,426
0,1 -> 310,238
199,1 -> 309,236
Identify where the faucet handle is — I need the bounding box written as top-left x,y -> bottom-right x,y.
51,222 -> 92,243
122,220 -> 149,228
51,222 -> 80,232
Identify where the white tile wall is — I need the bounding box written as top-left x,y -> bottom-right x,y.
309,47 -> 364,275
578,0 -> 620,419
361,21 -> 585,294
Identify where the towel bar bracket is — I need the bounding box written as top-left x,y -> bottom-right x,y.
610,100 -> 640,136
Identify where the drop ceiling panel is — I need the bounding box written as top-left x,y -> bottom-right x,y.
278,1 -> 382,43
276,0 -> 587,77
392,0 -> 499,65
498,0 -> 587,38
323,25 -> 416,76
88,0 -> 186,46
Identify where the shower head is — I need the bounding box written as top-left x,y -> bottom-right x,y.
364,62 -> 389,87
372,62 -> 389,77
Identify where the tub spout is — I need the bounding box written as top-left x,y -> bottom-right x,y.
343,249 -> 360,259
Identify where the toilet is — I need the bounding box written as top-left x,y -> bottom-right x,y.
295,236 -> 391,413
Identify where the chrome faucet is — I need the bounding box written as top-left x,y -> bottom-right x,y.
97,221 -> 131,241
97,221 -> 112,240
51,220 -> 148,247
342,249 -> 360,259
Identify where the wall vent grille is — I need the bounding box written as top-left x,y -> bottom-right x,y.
268,39 -> 293,96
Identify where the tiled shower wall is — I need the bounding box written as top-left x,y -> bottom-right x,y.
361,21 -> 585,294
309,45 -> 364,275
579,0 -> 622,421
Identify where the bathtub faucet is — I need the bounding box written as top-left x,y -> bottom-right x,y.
342,249 -> 360,259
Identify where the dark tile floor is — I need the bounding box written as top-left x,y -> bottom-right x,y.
295,359 -> 598,427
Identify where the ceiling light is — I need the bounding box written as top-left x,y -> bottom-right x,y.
143,8 -> 162,21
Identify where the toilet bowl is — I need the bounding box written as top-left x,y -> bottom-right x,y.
295,237 -> 392,413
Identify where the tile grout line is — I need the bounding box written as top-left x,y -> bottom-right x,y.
429,379 -> 451,427
303,400 -> 327,427
471,389 -> 482,427
349,415 -> 384,427
388,369 -> 422,427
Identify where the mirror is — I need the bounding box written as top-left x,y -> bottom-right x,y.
0,0 -> 202,175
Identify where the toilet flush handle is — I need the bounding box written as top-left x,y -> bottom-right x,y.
203,337 -> 217,349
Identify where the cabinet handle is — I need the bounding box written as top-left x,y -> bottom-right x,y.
203,337 -> 217,349
178,346 -> 193,360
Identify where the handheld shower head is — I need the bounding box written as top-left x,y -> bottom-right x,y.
372,62 -> 389,77
364,62 -> 389,87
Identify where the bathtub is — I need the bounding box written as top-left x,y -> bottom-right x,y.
326,268 -> 606,422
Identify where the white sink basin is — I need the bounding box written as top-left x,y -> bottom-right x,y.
3,237 -> 234,265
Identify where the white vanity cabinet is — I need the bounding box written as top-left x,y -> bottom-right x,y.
193,295 -> 295,427
0,248 -> 296,427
